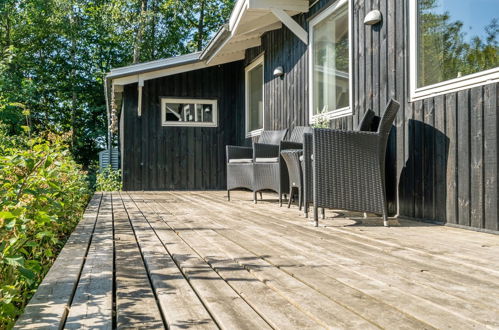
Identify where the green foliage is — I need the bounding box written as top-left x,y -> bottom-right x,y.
96,166 -> 122,192
0,128 -> 91,328
0,0 -> 236,166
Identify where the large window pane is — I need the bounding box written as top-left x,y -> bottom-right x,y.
417,0 -> 499,88
312,5 -> 349,116
247,62 -> 263,132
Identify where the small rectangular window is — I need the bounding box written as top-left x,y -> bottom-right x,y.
161,98 -> 218,127
410,0 -> 499,99
245,55 -> 264,137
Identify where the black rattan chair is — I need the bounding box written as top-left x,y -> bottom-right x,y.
253,127 -> 310,206
226,129 -> 287,201
311,99 -> 400,227
302,109 -> 378,218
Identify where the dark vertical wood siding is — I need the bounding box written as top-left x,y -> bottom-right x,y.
121,61 -> 245,191
242,0 -> 499,231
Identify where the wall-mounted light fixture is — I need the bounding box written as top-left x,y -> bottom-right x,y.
364,10 -> 382,25
273,66 -> 284,78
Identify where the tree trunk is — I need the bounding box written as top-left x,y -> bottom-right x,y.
133,0 -> 148,63
149,0 -> 157,60
197,0 -> 205,51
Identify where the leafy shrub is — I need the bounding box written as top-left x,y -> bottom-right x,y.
95,166 -> 122,192
0,128 -> 91,328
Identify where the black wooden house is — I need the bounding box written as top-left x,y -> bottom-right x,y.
106,0 -> 499,232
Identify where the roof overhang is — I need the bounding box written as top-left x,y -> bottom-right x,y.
201,0 -> 309,65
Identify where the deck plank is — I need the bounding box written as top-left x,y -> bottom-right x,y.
123,194 -> 272,330
65,194 -> 114,329
112,193 -> 165,329
176,191 -> 499,328
150,192 -> 382,329
136,193 -> 326,329
14,194 -> 103,330
17,191 -> 499,329
119,193 -> 217,330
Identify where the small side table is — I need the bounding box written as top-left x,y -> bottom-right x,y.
281,149 -> 304,210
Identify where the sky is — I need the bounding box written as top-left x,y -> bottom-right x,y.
433,0 -> 498,42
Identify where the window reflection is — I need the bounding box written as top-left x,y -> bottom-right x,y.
417,0 -> 499,87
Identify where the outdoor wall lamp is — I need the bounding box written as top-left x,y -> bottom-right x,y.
273,66 -> 284,78
364,10 -> 382,25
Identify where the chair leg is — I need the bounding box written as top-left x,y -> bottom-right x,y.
287,188 -> 293,208
227,190 -> 230,201
382,201 -> 389,227
304,202 -> 309,218
313,207 -> 319,227
279,188 -> 282,207
298,188 -> 302,211
259,192 -> 263,200
321,208 -> 325,219
254,191 -> 257,204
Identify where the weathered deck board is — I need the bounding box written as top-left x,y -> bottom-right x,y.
124,194 -> 273,330
112,193 -> 165,329
171,191 -> 499,328
65,193 -> 113,329
17,191 -> 499,329
119,193 -> 217,330
14,193 -> 102,330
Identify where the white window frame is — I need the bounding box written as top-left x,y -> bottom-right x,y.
409,0 -> 499,101
161,98 -> 218,127
308,0 -> 353,124
245,54 -> 265,138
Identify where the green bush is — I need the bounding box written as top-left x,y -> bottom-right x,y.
0,129 -> 91,328
95,166 -> 122,192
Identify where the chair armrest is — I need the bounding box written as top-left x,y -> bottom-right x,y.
226,145 -> 252,161
253,143 -> 280,159
312,129 -> 380,160
280,141 -> 303,151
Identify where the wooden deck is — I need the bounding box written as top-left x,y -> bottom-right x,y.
16,191 -> 499,329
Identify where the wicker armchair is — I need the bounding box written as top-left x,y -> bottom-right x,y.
253,127 -> 310,206
302,108 -> 378,218
311,99 -> 400,227
226,129 -> 287,201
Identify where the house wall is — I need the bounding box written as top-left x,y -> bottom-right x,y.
121,61 -> 245,191
244,0 -> 499,231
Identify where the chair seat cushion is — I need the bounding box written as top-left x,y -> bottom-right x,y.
228,158 -> 253,164
255,157 -> 279,163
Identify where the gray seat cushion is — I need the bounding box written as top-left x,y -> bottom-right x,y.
228,158 -> 253,164
255,157 -> 279,163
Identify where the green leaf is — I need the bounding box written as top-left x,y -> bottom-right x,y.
19,267 -> 36,280
4,256 -> 24,267
0,211 -> 15,219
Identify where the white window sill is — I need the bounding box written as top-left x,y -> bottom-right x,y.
309,106 -> 352,125
246,128 -> 263,138
411,67 -> 499,101
163,122 -> 218,128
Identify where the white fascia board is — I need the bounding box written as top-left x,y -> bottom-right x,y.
229,0 -> 249,31
248,0 -> 309,12
111,61 -> 210,86
107,52 -> 202,79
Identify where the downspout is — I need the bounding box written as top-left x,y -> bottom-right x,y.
104,77 -> 113,167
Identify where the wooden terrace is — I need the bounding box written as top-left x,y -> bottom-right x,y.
16,191 -> 499,329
